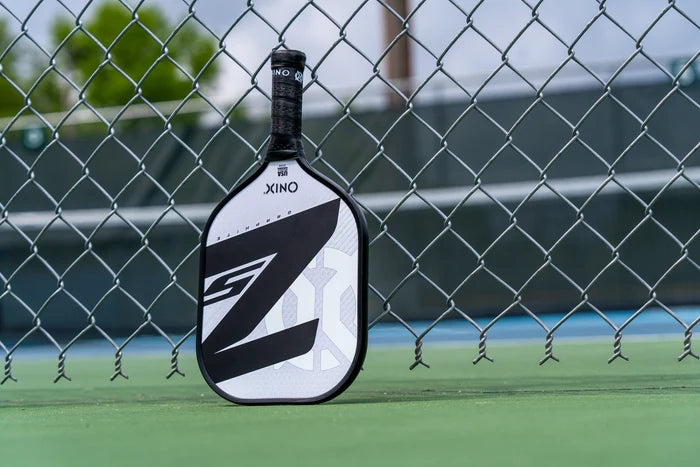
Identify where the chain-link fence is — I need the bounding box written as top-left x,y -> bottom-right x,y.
0,0 -> 698,383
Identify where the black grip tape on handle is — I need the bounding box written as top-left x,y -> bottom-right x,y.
267,50 -> 306,156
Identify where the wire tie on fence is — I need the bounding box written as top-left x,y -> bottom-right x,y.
473,332 -> 493,364
539,333 -> 560,365
110,351 -> 128,381
1,356 -> 17,384
53,354 -> 72,383
167,349 -> 186,378
678,329 -> 699,361
608,332 -> 629,363
409,338 -> 430,370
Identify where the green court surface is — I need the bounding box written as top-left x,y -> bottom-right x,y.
2,339 -> 699,466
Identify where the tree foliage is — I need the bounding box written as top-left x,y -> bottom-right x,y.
0,19 -> 25,117
51,2 -> 219,108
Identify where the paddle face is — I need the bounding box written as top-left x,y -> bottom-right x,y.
197,158 -> 367,404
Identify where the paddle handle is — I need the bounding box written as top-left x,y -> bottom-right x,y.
267,49 -> 306,159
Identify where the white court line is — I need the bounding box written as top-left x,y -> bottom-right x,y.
3,167 -> 698,232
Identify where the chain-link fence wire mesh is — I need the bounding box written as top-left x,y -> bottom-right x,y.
0,0 -> 698,382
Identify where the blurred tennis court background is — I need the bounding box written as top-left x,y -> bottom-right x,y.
0,0 -> 699,464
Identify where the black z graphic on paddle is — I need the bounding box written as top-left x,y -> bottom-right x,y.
201,199 -> 340,383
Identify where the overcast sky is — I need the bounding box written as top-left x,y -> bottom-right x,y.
2,0 -> 699,112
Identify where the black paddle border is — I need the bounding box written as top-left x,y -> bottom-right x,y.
196,155 -> 369,405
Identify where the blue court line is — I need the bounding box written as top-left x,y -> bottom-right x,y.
5,307 -> 700,360
368,307 -> 700,347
